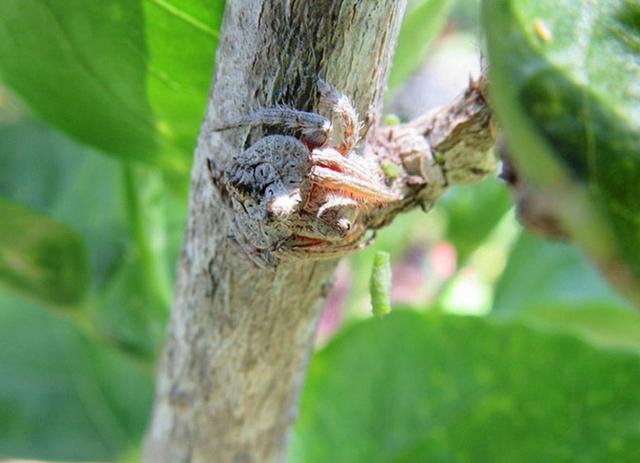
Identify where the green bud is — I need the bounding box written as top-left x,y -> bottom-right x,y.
381,161 -> 401,179
382,113 -> 401,125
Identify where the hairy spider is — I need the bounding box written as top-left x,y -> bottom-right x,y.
208,81 -> 399,268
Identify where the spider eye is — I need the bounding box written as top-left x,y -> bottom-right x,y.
244,200 -> 256,212
254,163 -> 274,183
264,183 -> 277,199
242,198 -> 265,220
337,217 -> 352,232
281,174 -> 299,187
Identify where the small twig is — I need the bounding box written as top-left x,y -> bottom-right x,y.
362,75 -> 496,230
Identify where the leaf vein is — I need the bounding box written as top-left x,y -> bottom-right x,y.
146,0 -> 219,38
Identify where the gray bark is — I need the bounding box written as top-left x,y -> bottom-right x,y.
143,2 -> 407,462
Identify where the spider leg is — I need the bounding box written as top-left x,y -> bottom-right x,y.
312,148 -> 375,182
284,232 -> 376,260
317,79 -> 361,155
310,149 -> 400,203
213,106 -> 332,148
316,193 -> 358,220
311,166 -> 400,203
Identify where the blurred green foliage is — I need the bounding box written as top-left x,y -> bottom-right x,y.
0,291 -> 153,461
493,233 -> 631,317
439,176 -> 511,265
484,0 -> 640,301
0,197 -> 88,308
290,310 -> 640,463
0,0 -> 638,461
389,0 -> 454,90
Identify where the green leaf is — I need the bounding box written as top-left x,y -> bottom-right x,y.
0,120 -> 87,214
290,310 -> 640,463
0,198 -> 88,308
483,0 -> 640,301
520,303 -> 640,354
389,0 -> 453,89
370,251 -> 392,317
450,0 -> 481,32
0,119 -> 128,290
0,0 -> 224,176
0,119 -> 181,356
493,232 -> 631,317
0,291 -> 153,461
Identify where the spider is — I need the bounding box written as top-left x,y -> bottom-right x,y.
208,80 -> 400,268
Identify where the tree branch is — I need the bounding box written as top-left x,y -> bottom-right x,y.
143,2 -> 497,462
143,2 -> 407,462
365,76 -> 495,231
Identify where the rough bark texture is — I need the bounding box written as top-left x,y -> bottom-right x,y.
142,1 -> 500,461
365,77 -> 496,230
143,2 -> 407,462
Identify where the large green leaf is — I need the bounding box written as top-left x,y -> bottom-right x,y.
483,0 -> 640,301
492,233 -> 639,351
290,310 -> 640,462
520,303 -> 640,354
0,198 -> 88,308
0,291 -> 153,461
493,232 -> 630,316
389,0 -> 453,89
0,0 -> 224,176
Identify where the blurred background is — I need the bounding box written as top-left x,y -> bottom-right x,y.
1,0 -> 639,462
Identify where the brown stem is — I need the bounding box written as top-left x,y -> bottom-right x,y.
364,76 -> 496,230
